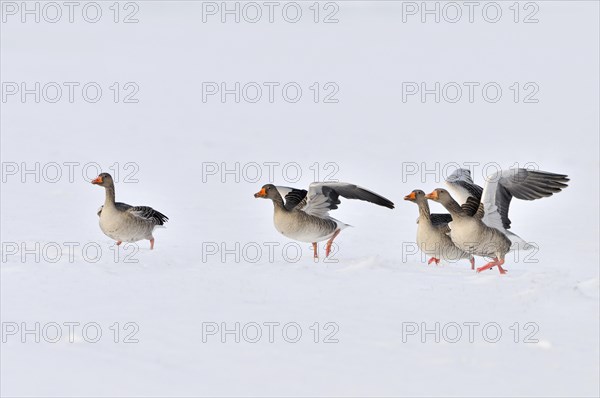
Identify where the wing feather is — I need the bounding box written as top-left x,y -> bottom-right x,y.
445,168 -> 483,204
126,206 -> 169,225
481,169 -> 569,230
275,186 -> 308,210
301,182 -> 394,218
430,213 -> 452,226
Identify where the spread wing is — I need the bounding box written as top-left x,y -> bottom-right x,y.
445,168 -> 483,205
275,186 -> 308,211
300,182 -> 394,218
481,169 -> 569,230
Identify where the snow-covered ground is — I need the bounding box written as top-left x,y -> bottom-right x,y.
1,1 -> 599,396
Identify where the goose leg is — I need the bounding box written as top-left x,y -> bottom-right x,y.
312,242 -> 318,260
325,229 -> 341,257
150,238 -> 155,250
495,259 -> 507,274
469,257 -> 475,270
427,257 -> 440,265
476,258 -> 498,273
476,257 -> 507,274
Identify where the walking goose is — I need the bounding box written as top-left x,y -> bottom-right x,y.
425,189 -> 511,273
444,168 -> 569,250
427,168 -> 569,273
92,173 -> 168,249
404,190 -> 475,269
254,182 -> 394,258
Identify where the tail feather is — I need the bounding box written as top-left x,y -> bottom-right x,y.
505,230 -> 534,251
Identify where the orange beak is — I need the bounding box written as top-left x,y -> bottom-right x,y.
254,188 -> 267,198
91,176 -> 103,185
403,192 -> 416,201
425,191 -> 438,200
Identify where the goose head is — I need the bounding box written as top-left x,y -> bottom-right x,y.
254,184 -> 278,200
403,189 -> 427,204
91,172 -> 114,188
425,188 -> 453,204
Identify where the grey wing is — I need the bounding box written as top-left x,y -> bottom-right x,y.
475,202 -> 485,220
98,202 -> 131,216
430,213 -> 452,226
301,182 -> 395,218
445,168 -> 483,204
481,169 -> 569,230
460,196 -> 484,218
300,184 -> 340,218
115,202 -> 133,211
126,206 -> 169,225
430,213 -> 452,234
275,186 -> 308,211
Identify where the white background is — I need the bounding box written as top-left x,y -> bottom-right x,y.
1,1 -> 599,396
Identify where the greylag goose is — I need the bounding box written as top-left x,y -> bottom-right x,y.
427,168 -> 569,274
92,173 -> 168,249
404,190 -> 475,269
254,182 -> 394,259
444,168 -> 569,250
425,189 -> 511,273
403,169 -> 484,269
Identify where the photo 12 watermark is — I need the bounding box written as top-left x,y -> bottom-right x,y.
401,241 -> 540,265
401,81 -> 539,104
401,321 -> 540,343
201,321 -> 339,343
201,1 -> 340,24
201,241 -> 340,264
1,81 -> 140,104
2,321 -> 140,343
201,161 -> 340,184
400,1 -> 539,24
1,241 -> 141,264
400,161 -> 540,183
1,162 -> 139,184
1,1 -> 140,24
201,81 -> 339,104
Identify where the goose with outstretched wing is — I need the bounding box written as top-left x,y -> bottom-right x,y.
427,168 -> 569,274
445,168 -> 569,251
403,169 -> 482,269
254,182 -> 394,259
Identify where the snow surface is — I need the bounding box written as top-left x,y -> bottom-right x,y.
1,1 -> 599,397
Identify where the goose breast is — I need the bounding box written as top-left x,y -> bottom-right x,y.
99,206 -> 156,243
273,210 -> 339,243
417,222 -> 471,261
